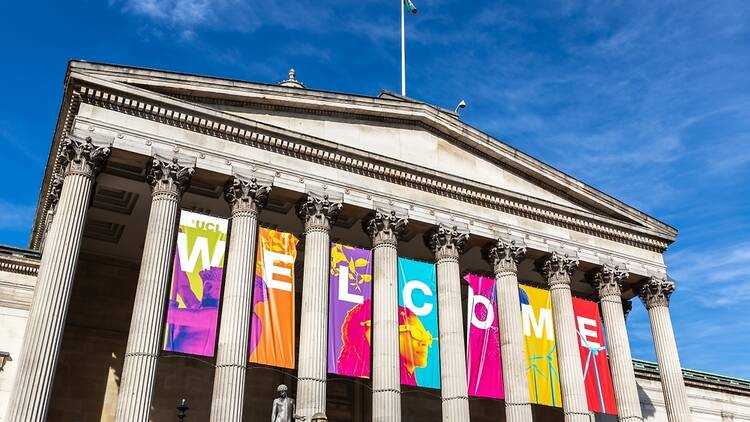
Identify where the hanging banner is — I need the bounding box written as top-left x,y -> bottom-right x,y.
572,297 -> 618,415
465,274 -> 504,399
520,285 -> 561,407
163,210 -> 227,357
328,243 -> 373,378
397,257 -> 440,389
248,227 -> 299,369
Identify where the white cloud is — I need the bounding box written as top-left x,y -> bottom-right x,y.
666,243 -> 750,307
115,0 -> 337,34
0,201 -> 35,232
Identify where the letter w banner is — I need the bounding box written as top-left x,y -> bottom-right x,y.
520,285 -> 561,407
163,210 -> 227,357
249,227 -> 299,369
464,273 -> 504,399
572,297 -> 617,414
397,257 -> 440,389
328,243 -> 373,378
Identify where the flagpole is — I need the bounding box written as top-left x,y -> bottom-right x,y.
401,0 -> 406,96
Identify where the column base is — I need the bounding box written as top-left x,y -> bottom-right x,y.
564,410 -> 593,422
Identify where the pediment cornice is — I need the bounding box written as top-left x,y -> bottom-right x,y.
30,64 -> 676,253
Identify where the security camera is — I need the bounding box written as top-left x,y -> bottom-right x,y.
454,100 -> 467,113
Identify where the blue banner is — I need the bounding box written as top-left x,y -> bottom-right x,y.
397,257 -> 440,389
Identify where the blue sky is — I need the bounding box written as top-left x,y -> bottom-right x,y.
1,1 -> 749,378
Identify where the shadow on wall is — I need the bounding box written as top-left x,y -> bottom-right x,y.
638,382 -> 657,419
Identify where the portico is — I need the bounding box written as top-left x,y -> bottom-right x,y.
3,62 -> 690,422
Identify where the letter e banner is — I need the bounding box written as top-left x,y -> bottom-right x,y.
249,227 -> 298,369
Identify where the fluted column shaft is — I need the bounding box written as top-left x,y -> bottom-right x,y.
296,195 -> 342,420
483,240 -> 532,422
425,225 -> 470,421
539,252 -> 590,422
5,137 -> 110,422
590,265 -> 643,422
639,277 -> 691,422
364,210 -> 408,422
209,177 -> 271,422
115,157 -> 193,422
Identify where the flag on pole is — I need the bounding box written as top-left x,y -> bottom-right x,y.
405,0 -> 417,14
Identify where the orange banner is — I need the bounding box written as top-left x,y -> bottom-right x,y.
248,228 -> 299,369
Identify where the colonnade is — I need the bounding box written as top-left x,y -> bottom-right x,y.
4,143 -> 692,422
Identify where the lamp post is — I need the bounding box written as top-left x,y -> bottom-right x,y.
311,412 -> 328,422
176,398 -> 189,421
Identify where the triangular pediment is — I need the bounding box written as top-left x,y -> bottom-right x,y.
59,61 -> 677,247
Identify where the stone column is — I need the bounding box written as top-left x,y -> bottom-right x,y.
424,224 -> 470,421
295,194 -> 342,420
115,157 -> 194,422
209,176 -> 271,422
537,252 -> 590,422
4,136 -> 110,422
588,264 -> 643,422
638,276 -> 691,422
482,239 -> 533,422
363,210 -> 408,422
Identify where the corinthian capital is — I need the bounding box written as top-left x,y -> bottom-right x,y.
482,238 -> 526,274
58,136 -> 111,179
588,263 -> 629,299
362,210 -> 408,247
637,276 -> 675,309
537,251 -> 579,286
295,194 -> 342,232
146,156 -> 194,198
224,176 -> 272,215
424,224 -> 469,261
48,172 -> 65,211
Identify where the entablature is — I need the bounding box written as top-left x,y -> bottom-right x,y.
63,102 -> 667,278
30,68 -> 674,280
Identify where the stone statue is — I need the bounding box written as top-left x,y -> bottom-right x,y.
271,384 -> 299,422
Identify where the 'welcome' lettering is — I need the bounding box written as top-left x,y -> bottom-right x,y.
177,233 -> 225,273
403,280 -> 433,316
263,250 -> 294,291
522,304 -> 554,341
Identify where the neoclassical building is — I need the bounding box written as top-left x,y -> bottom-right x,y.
0,61 -> 748,422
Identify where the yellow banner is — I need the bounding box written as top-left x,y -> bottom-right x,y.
520,285 -> 561,407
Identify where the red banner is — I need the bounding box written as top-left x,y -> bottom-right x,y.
571,297 -> 617,415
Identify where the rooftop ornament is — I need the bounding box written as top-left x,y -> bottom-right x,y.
279,68 -> 305,89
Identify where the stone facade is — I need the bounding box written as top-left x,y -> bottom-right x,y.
0,62 -> 743,421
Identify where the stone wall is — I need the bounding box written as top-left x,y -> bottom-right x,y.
0,250 -> 37,421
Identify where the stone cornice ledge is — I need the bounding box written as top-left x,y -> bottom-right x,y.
71,77 -> 670,252
73,62 -> 675,237
0,255 -> 40,277
32,69 -> 674,253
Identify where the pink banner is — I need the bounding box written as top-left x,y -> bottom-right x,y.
464,274 -> 504,399
163,211 -> 227,357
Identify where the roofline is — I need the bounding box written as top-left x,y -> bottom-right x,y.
28,60 -> 675,251
633,359 -> 750,396
66,60 -> 676,238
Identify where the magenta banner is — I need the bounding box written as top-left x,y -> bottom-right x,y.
328,243 -> 373,378
465,273 -> 505,399
163,211 -> 227,357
